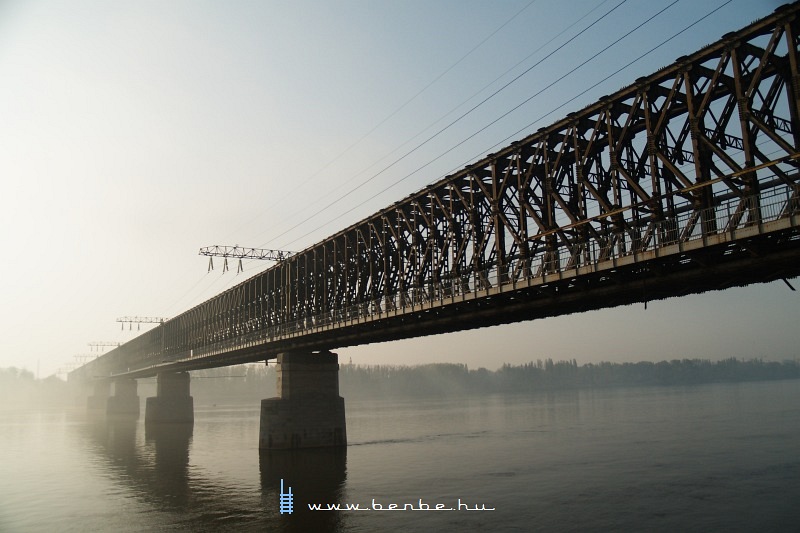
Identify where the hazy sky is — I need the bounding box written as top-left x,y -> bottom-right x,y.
1,0 -> 796,378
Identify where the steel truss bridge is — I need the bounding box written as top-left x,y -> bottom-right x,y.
73,4 -> 800,381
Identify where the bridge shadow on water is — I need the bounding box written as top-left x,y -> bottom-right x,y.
83,414 -> 348,532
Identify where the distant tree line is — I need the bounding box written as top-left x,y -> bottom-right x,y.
1,357 -> 799,407
338,358 -> 800,398
0,367 -> 69,407
492,357 -> 800,392
109,357 -> 800,404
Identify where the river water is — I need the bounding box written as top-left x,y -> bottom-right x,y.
1,380 -> 798,532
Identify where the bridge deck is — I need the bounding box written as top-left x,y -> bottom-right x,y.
71,2 -> 800,381
108,190 -> 799,380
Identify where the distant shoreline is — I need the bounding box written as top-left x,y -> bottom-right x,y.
337,358 -> 800,399
2,358 -> 798,407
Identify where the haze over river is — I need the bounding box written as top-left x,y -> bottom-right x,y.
1,379 -> 798,532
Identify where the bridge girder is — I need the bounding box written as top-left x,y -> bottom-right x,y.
72,4 -> 800,381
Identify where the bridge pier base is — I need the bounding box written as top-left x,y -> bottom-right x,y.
145,372 -> 194,425
259,351 -> 346,449
106,378 -> 140,417
87,380 -> 110,412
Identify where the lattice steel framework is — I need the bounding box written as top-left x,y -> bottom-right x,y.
73,4 -> 800,380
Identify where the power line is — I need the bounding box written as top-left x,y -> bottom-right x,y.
218,0 -> 541,247
278,0 -> 686,249
155,1 -> 544,319
380,0 -> 682,200
156,0 -> 736,320
478,0 -> 736,163
163,269 -> 227,316
285,0 -> 543,194
252,0 -> 614,249
289,0 -> 742,251
264,0 -> 630,249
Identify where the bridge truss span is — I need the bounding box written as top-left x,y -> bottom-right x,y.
73,4 -> 800,380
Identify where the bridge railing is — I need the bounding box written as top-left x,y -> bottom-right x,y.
176,184 -> 798,364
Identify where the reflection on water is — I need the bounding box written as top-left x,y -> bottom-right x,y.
3,381 -> 799,532
81,412 -> 348,532
260,448 -> 348,533
90,415 -> 138,460
146,423 -> 194,508
87,416 -> 197,513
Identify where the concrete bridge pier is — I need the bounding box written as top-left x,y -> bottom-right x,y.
145,372 -> 194,425
87,380 -> 110,412
260,351 -> 347,449
106,378 -> 140,417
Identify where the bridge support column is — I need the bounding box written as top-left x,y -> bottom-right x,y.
260,351 -> 346,449
106,378 -> 140,417
87,380 -> 110,412
145,372 -> 194,424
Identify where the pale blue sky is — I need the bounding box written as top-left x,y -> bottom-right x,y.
0,0 -> 796,378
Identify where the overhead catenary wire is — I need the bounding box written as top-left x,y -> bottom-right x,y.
473,0 -> 736,168
155,0 -> 613,319
248,0 -> 615,248
158,0 -> 627,314
263,0 -> 631,250
155,0 -> 546,317
163,268 -> 228,317
218,0 -> 541,247
68,3 -> 791,378
282,0 -> 543,194
276,0 -> 687,250
159,0 -> 741,319
288,0 -> 748,251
